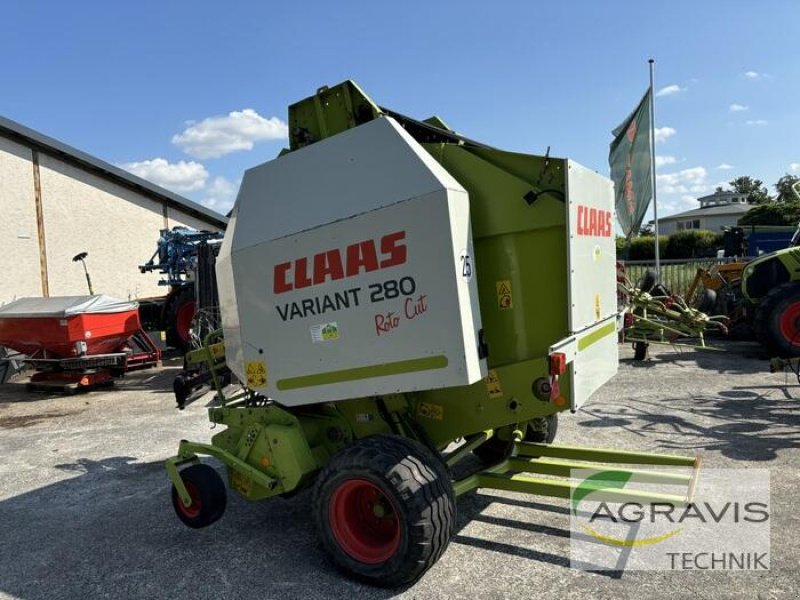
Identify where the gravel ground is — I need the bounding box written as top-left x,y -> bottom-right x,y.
0,341 -> 798,599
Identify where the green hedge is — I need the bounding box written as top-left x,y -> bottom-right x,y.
617,230 -> 722,260
664,230 -> 722,258
624,235 -> 668,260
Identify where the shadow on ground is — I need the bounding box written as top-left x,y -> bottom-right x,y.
622,340 -> 772,375
577,387 -> 800,461
0,454 -> 592,600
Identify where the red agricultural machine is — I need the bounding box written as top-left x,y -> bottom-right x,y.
0,295 -> 160,391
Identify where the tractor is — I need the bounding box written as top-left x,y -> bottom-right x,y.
741,181 -> 800,356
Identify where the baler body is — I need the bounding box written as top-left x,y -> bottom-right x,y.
216,81 -> 618,447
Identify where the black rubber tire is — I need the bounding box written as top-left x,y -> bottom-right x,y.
165,287 -> 196,352
474,414 -> 559,463
173,375 -> 192,409
637,269 -> 658,293
312,435 -> 455,587
633,341 -> 648,361
171,463 -> 227,529
753,282 -> 800,357
695,288 -> 717,314
651,283 -> 671,298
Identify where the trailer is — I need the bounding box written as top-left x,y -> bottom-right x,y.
165,81 -> 698,585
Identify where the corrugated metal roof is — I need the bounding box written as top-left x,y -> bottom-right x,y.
659,203 -> 752,221
0,115 -> 228,229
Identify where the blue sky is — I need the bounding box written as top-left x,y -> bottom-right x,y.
2,1 -> 798,222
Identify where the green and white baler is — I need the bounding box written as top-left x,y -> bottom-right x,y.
166,81 -> 697,586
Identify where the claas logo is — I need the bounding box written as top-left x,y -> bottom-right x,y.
576,205 -> 613,238
274,231 -> 407,294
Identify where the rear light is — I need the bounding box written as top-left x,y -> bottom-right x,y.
549,352 -> 567,376
624,312 -> 634,328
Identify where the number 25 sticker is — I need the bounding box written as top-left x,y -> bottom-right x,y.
460,250 -> 473,282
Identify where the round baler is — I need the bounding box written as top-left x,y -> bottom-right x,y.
165,81 -> 698,586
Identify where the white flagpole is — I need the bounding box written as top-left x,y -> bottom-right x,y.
649,58 -> 660,277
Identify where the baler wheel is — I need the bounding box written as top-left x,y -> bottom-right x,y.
313,435 -> 455,586
474,414 -> 559,463
171,464 -> 227,529
633,341 -> 648,361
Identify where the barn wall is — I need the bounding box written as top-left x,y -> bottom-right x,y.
37,155 -> 167,299
0,138 -> 41,304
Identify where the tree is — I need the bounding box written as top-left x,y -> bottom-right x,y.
738,201 -> 800,226
730,176 -> 772,204
775,174 -> 800,203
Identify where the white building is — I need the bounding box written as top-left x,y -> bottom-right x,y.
0,116 -> 226,304
654,190 -> 752,234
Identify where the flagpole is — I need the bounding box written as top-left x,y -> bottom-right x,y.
649,58 -> 660,278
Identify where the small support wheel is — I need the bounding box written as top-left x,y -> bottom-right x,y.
633,341 -> 648,361
313,435 -> 455,586
171,463 -> 227,529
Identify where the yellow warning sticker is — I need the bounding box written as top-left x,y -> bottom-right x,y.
231,470 -> 253,495
594,294 -> 601,320
245,360 -> 268,387
485,369 -> 504,399
496,280 -> 513,310
417,402 -> 444,421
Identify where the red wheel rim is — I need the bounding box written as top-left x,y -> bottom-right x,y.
175,481 -> 202,518
175,301 -> 196,344
779,302 -> 800,346
329,479 -> 401,564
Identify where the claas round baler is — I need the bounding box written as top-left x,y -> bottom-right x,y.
165,81 -> 697,586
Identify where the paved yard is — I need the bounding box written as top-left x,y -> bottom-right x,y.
1,342 -> 798,599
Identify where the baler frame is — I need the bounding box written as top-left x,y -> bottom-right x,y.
168,336 -> 698,514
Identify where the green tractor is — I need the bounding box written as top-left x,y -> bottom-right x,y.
741,181 -> 800,356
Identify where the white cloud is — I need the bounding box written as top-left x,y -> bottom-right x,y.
656,84 -> 685,97
654,126 -> 676,143
743,70 -> 767,79
717,163 -> 735,170
790,163 -> 800,172
118,158 -> 208,192
729,103 -> 748,112
659,195 -> 698,216
201,176 -> 239,213
655,155 -> 677,167
656,166 -> 708,195
172,109 -> 289,159
746,119 -> 768,126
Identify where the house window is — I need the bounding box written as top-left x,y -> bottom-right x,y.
693,220 -> 701,229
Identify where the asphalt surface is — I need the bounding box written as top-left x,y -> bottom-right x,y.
1,341 -> 798,599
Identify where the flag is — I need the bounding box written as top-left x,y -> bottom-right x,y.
609,88 -> 653,239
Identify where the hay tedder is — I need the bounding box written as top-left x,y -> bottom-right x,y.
165,82 -> 698,585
